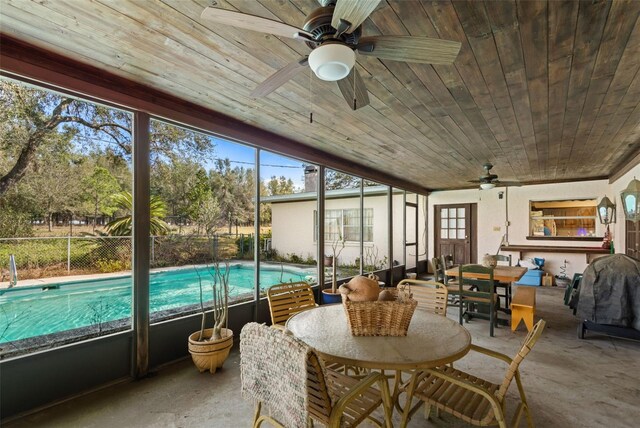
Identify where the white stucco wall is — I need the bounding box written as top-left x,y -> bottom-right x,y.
269,192 -> 411,267
428,165 -> 640,278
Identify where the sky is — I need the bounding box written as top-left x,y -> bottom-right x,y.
210,136 -> 308,190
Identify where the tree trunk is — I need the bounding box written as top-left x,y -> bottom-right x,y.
48,212 -> 53,232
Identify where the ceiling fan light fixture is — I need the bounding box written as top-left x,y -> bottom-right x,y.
308,43 -> 355,81
480,182 -> 496,190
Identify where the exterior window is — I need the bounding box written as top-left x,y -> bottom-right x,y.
315,209 -> 373,242
529,199 -> 597,238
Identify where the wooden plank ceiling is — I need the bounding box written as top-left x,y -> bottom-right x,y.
1,0 -> 639,190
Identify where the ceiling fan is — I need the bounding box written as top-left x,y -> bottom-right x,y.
469,163 -> 521,189
201,0 -> 461,110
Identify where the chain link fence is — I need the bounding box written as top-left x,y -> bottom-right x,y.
0,234 -> 255,281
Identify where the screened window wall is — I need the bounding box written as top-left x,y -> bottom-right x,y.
392,188 -> 406,268
324,170 -> 362,282
0,76 -> 133,358
0,77 -> 429,358
363,182 -> 390,277
148,119 -> 256,323
259,152 -> 317,291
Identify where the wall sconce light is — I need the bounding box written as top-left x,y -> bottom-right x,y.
597,196 -> 616,224
620,178 -> 640,223
598,195 -> 616,250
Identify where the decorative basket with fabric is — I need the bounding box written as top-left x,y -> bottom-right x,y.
341,288 -> 417,336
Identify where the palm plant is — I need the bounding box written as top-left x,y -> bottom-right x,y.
106,191 -> 170,236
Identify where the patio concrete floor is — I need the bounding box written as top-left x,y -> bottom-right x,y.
5,286 -> 640,427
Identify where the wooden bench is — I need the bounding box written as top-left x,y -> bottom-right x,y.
511,286 -> 536,332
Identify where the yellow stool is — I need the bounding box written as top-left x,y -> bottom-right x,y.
511,287 -> 536,332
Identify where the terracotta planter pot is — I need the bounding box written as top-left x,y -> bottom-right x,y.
323,255 -> 334,267
188,328 -> 233,374
322,289 -> 342,304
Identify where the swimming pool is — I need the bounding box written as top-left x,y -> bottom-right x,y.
0,264 -> 315,343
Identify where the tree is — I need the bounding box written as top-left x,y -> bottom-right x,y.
105,191 -> 170,236
324,170 -> 379,190
81,166 -> 121,231
193,193 -> 222,237
19,150 -> 84,232
0,80 -> 215,196
209,159 -> 254,234
266,175 -> 295,196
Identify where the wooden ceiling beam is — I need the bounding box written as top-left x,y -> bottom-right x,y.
0,33 -> 430,194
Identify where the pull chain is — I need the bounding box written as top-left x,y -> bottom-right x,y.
352,66 -> 357,110
309,68 -> 313,124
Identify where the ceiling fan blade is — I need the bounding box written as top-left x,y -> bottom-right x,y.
250,58 -> 309,98
331,0 -> 381,34
337,68 -> 370,110
496,181 -> 522,187
357,36 -> 461,65
201,7 -> 311,40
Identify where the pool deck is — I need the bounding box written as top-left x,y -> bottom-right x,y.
0,261 -> 317,290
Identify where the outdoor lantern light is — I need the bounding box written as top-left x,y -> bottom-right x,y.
620,178 -> 640,223
308,43 -> 356,81
597,196 -> 616,224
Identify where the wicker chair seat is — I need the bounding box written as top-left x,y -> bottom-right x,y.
414,365 -> 500,426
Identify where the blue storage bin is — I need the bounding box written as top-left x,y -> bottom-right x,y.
516,269 -> 543,286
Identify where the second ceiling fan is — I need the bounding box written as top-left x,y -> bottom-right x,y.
201,0 -> 461,110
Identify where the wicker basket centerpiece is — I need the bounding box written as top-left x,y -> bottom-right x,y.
339,275 -> 417,336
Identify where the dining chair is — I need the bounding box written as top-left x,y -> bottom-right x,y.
397,279 -> 448,315
431,257 -> 444,283
459,264 -> 499,337
408,319 -> 546,428
394,279 -> 449,409
240,322 -> 393,428
439,254 -> 462,307
494,254 -> 512,308
267,281 -> 317,327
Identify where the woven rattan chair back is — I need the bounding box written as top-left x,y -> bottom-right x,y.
397,279 -> 448,316
267,281 -> 316,326
240,322 -> 311,428
241,323 -> 392,428
496,319 -> 546,400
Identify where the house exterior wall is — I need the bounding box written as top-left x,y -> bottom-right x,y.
427,169 -> 640,279
270,193 -> 407,268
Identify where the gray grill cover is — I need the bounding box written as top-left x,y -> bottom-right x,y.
576,254 -> 640,331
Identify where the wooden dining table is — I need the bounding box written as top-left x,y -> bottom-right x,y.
445,265 -> 527,282
286,304 -> 471,427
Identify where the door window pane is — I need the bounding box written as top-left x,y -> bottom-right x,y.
449,208 -> 456,217
458,219 -> 466,228
449,218 -> 457,228
457,229 -> 466,239
457,207 -> 466,217
441,229 -> 449,239
441,208 -> 448,218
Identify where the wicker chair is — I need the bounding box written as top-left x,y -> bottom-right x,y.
394,279 -> 449,413
267,281 -> 317,326
240,322 -> 393,428
397,279 -> 448,315
408,319 -> 546,428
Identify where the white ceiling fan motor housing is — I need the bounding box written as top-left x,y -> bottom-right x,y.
308,43 -> 356,81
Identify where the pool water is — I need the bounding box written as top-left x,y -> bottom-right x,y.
0,264 -> 314,343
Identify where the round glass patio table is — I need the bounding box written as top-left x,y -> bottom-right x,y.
286,304 -> 471,370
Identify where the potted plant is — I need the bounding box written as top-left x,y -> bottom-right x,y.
187,260 -> 233,374
322,235 -> 345,304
